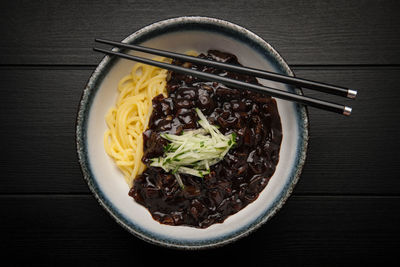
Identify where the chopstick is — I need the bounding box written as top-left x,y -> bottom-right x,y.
95,38 -> 357,99
93,47 -> 352,116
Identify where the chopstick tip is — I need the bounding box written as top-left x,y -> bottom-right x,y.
343,106 -> 352,116
347,89 -> 357,99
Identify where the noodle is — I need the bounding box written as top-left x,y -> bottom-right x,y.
104,56 -> 170,186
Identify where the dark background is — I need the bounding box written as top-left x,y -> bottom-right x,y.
1,0 -> 400,266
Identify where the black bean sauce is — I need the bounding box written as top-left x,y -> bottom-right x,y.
129,50 -> 282,228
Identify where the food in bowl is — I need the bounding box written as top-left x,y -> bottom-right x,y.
104,49 -> 282,228
77,16 -> 308,248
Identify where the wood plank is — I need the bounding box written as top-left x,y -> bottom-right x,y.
293,66 -> 400,195
0,68 -> 92,193
1,195 -> 398,265
0,0 -> 399,65
0,67 -> 399,194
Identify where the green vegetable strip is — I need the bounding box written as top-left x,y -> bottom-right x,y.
150,108 -> 236,187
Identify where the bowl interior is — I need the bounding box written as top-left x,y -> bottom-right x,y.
79,17 -> 308,248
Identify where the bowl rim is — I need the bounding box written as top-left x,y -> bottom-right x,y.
76,16 -> 309,249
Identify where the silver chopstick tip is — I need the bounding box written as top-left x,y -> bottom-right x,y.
347,89 -> 357,99
343,106 -> 352,116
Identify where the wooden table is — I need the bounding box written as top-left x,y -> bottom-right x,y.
1,0 -> 399,265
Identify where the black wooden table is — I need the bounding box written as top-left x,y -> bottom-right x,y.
1,0 -> 400,265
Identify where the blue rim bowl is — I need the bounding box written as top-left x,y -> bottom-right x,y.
76,16 -> 309,249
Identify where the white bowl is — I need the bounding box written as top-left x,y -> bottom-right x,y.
76,16 -> 308,249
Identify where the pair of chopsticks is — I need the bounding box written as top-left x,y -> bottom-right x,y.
93,39 -> 356,116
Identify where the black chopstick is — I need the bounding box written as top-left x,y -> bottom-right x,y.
93,47 -> 352,116
95,38 -> 357,99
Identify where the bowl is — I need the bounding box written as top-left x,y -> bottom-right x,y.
76,16 -> 309,249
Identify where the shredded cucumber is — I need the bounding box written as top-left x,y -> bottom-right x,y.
150,108 -> 236,188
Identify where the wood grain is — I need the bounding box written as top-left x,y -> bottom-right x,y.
0,0 -> 399,65
1,0 -> 399,263
0,68 -> 91,193
0,67 -> 399,195
1,195 -> 398,265
294,67 -> 400,195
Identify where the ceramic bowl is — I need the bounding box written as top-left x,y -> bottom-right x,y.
76,16 -> 308,249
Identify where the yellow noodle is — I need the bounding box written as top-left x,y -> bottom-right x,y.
104,56 -> 170,187
104,52 -> 197,187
